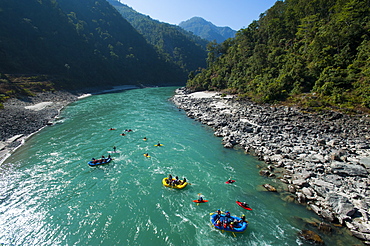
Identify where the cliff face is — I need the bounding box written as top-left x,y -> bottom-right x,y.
172,87 -> 370,243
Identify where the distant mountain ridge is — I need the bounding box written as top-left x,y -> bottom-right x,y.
179,17 -> 236,43
107,0 -> 208,73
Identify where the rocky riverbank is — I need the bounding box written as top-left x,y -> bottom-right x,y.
0,91 -> 79,164
0,85 -> 140,165
171,87 -> 370,244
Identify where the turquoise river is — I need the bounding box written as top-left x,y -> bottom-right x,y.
0,87 -> 361,245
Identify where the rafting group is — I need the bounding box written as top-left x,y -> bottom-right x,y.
94,127 -> 251,235
88,126 -> 163,166
162,174 -> 187,189
166,175 -> 186,185
161,172 -> 252,235
208,197 -> 250,234
210,210 -> 248,234
88,155 -> 112,166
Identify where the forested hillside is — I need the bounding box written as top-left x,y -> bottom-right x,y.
179,17 -> 236,43
187,0 -> 370,112
106,0 -> 208,73
0,0 -> 187,96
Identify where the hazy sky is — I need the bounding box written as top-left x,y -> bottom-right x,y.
118,0 -> 278,30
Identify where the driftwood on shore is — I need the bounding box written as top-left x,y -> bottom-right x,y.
171,87 -> 370,243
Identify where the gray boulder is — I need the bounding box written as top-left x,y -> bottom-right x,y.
330,162 -> 368,177
326,193 -> 357,223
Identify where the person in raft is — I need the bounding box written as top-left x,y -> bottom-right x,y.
92,158 -> 102,164
235,214 -> 246,223
214,209 -> 222,220
223,220 -> 229,229
144,153 -> 149,157
225,211 -> 231,222
229,222 -> 235,230
181,177 -> 187,184
241,201 -> 249,207
166,174 -> 172,184
214,219 -> 222,227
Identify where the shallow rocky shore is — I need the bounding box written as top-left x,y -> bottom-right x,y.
0,91 -> 79,164
171,87 -> 370,243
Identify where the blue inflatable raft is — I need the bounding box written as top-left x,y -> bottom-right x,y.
88,158 -> 112,166
210,213 -> 248,233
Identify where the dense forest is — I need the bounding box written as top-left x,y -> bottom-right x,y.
0,0 -> 193,103
106,0 -> 208,74
187,0 -> 370,112
179,17 -> 237,43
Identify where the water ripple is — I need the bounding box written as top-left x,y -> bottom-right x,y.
0,88 -> 360,245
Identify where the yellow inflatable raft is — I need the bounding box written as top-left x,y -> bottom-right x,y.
162,177 -> 187,189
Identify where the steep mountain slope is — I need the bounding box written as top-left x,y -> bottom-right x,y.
187,0 -> 370,112
179,17 -> 236,43
0,0 -> 187,91
106,0 -> 208,73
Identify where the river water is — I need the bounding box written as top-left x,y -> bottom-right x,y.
0,87 -> 361,245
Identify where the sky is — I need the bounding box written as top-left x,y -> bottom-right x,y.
118,0 -> 278,31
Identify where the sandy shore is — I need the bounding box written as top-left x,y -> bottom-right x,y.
0,85 -> 139,165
